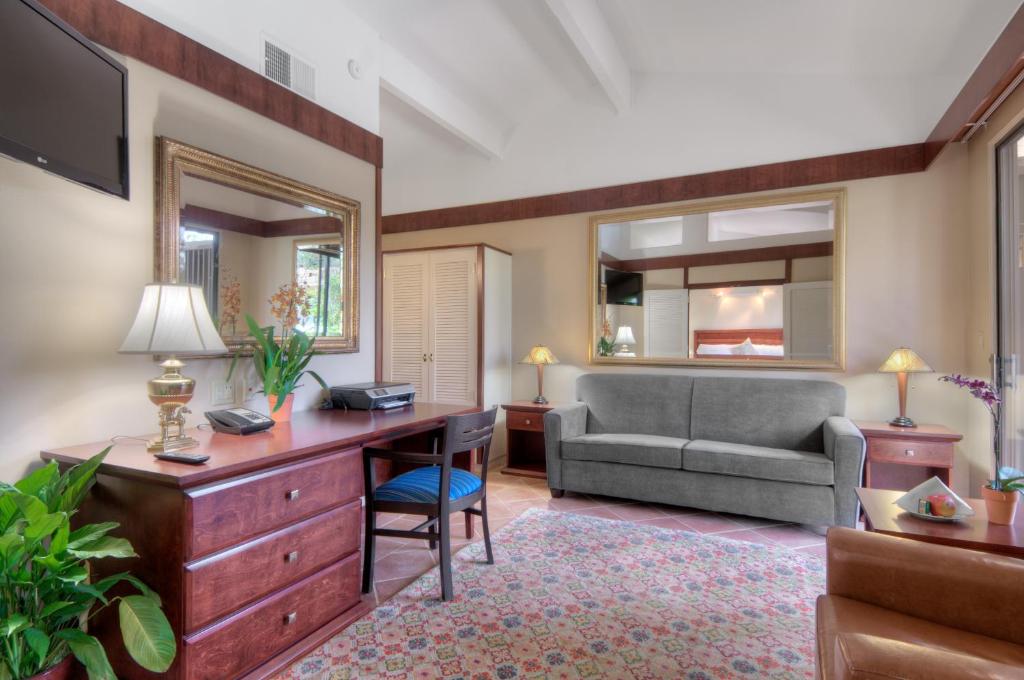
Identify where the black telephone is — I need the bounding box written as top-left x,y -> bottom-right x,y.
204,408 -> 275,435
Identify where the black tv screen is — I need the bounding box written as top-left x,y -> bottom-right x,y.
605,268 -> 642,306
0,0 -> 128,198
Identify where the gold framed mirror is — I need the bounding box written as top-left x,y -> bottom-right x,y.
589,188 -> 845,369
155,137 -> 359,356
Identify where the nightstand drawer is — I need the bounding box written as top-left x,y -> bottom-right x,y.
868,438 -> 952,467
507,410 -> 544,432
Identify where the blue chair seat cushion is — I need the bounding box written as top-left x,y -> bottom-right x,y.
374,466 -> 482,503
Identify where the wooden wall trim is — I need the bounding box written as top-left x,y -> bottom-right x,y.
923,4 -> 1024,166
374,166 -> 383,382
381,144 -> 923,232
39,0 -> 383,168
608,242 -> 833,273
180,205 -> 340,238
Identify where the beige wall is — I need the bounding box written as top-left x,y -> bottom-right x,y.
0,55 -> 376,481
385,145 -> 982,494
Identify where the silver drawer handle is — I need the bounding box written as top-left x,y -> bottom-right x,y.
905,449 -> 915,457
285,550 -> 299,563
283,612 -> 297,625
524,419 -> 531,425
286,489 -> 300,501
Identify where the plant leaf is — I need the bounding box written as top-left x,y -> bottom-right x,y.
23,627 -> 50,663
40,600 -> 74,618
15,463 -> 59,499
56,629 -> 116,680
1,614 -> 28,637
118,595 -> 176,672
59,448 -> 109,513
68,522 -> 119,550
24,511 -> 66,542
67,535 -> 136,560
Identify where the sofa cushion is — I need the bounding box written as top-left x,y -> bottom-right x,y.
816,596 -> 1024,679
576,373 -> 693,439
562,433 -> 687,469
683,439 -> 834,485
690,377 -> 845,452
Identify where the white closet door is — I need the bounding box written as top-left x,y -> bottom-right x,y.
783,281 -> 833,360
428,248 -> 478,405
644,289 -> 688,357
382,252 -> 429,395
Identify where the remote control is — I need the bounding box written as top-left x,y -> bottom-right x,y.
154,452 -> 210,465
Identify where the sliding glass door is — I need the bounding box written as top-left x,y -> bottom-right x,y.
996,127 -> 1024,472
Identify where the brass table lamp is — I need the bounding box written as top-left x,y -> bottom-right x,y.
521,345 -> 559,404
119,283 -> 227,452
878,347 -> 933,428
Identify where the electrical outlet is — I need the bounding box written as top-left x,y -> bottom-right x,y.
210,379 -> 236,406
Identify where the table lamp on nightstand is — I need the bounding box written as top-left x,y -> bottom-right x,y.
878,347 -> 933,428
521,345 -> 559,404
119,283 -> 228,452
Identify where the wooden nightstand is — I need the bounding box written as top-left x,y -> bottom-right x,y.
501,401 -> 554,479
855,421 -> 962,490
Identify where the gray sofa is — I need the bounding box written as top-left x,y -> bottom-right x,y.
544,374 -> 866,527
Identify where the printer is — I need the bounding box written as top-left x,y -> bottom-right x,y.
330,382 -> 415,410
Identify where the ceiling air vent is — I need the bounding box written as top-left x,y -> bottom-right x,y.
262,38 -> 316,100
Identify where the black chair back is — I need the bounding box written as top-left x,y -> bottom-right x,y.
440,408 -> 497,488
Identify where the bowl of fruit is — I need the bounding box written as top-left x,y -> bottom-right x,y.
895,476 -> 975,522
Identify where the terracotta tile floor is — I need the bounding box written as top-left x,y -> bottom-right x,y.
366,472 -> 829,605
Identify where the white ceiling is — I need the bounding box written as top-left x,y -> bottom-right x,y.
340,0 -> 1021,215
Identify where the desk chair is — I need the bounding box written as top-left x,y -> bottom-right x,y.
362,408 -> 498,601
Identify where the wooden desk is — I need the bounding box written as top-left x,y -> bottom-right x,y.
857,487 -> 1024,559
855,421 -> 961,490
41,403 -> 475,680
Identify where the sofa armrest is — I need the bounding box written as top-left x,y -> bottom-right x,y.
831,633 -> 1020,680
823,416 -> 865,527
543,402 -> 588,489
826,527 -> 1024,647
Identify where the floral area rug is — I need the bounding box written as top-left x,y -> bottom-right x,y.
277,508 -> 824,679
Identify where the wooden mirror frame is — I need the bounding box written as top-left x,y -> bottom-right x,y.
588,188 -> 846,370
155,137 -> 360,356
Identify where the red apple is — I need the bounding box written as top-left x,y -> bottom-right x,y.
927,494 -> 957,517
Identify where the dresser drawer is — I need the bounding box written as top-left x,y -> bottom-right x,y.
183,554 -> 361,680
187,448 -> 361,559
867,438 -> 952,467
184,500 -> 360,632
507,410 -> 544,432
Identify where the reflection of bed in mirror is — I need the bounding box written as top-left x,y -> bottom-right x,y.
692,328 -> 785,359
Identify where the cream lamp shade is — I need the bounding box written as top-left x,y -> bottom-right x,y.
520,345 -> 559,365
877,347 -> 932,428
878,347 -> 933,374
613,326 -> 636,346
119,283 -> 227,355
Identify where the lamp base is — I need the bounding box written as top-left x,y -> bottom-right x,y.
889,416 -> 917,428
532,395 -> 549,405
147,357 -> 198,453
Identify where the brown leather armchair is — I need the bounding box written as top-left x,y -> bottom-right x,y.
817,528 -> 1024,679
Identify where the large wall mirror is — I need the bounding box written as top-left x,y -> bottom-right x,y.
155,137 -> 360,356
590,189 -> 845,369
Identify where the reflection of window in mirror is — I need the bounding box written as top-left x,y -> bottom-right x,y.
295,239 -> 343,336
593,191 -> 841,367
179,226 -> 219,318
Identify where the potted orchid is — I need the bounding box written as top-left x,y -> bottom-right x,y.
940,374 -> 1024,524
232,282 -> 327,423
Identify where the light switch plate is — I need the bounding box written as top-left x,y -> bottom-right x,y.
210,379 -> 236,406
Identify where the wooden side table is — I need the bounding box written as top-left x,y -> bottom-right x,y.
501,401 -> 554,478
856,421 -> 962,490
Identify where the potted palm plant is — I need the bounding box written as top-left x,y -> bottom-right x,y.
0,449 -> 175,680
940,374 -> 1024,524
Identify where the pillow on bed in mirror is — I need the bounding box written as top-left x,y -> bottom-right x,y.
733,338 -> 757,355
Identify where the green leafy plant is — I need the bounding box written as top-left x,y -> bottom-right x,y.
0,449 -> 175,680
242,314 -> 328,412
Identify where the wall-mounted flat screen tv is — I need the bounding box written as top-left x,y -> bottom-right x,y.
0,0 -> 129,199
605,268 -> 643,306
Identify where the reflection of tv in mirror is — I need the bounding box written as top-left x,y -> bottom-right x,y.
604,268 -> 643,306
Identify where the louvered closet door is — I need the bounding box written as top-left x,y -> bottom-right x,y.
382,253 -> 429,395
427,249 -> 478,405
644,289 -> 688,357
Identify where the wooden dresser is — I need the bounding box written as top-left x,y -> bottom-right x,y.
41,403 -> 474,680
